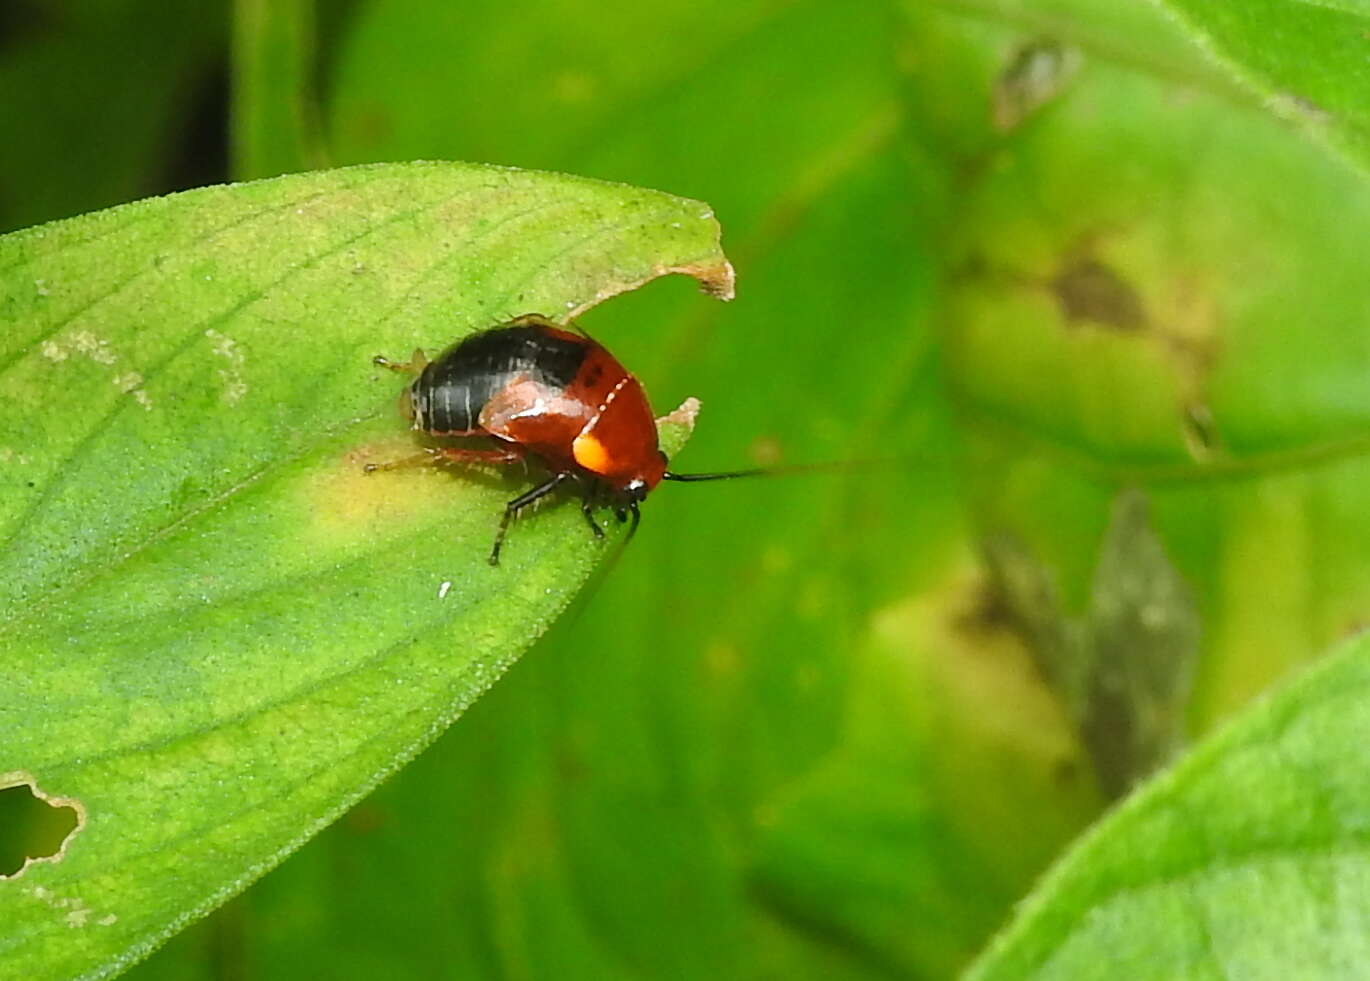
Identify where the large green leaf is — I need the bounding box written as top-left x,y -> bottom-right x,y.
0,161 -> 729,979
967,629 -> 1370,979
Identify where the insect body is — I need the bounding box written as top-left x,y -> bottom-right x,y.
369,314 -> 744,565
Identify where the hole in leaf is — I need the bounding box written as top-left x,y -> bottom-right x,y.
0,779 -> 82,878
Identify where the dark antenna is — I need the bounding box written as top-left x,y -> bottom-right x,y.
662,459 -> 865,482
661,469 -> 767,482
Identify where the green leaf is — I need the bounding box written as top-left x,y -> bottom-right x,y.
967,629 -> 1370,980
1151,0 -> 1370,175
0,161 -> 730,979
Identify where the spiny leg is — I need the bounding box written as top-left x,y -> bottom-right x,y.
490,471 -> 571,566
372,348 -> 429,375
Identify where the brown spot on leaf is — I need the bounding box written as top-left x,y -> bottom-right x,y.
1051,258 -> 1146,331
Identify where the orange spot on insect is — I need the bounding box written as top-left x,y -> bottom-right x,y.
571,432 -> 613,475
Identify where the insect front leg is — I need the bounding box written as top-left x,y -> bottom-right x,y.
580,483 -> 605,540
490,471 -> 571,566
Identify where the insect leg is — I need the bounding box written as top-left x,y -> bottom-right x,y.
435,446 -> 525,466
362,448 -> 442,473
504,314 -> 559,329
490,471 -> 571,566
372,348 -> 430,374
580,483 -> 605,540
363,445 -> 523,474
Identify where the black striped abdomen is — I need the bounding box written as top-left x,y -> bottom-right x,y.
409,323 -> 590,434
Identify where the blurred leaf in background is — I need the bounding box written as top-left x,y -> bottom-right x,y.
0,0 -> 226,234
2,0 -> 1369,977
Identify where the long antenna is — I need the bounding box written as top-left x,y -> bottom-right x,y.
661,469 -> 767,482
663,459 -> 869,482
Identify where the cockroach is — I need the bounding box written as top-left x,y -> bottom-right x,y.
366,313 -> 758,565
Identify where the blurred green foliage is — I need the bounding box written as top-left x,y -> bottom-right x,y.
3,0 -> 1369,977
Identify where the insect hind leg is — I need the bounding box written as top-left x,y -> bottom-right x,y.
363,445 -> 524,474
362,448 -> 441,473
372,348 -> 430,375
